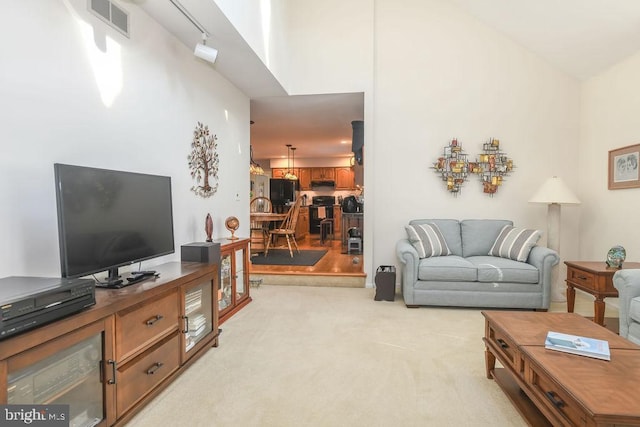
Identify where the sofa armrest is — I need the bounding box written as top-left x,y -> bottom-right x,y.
526,245 -> 559,308
396,239 -> 419,304
613,269 -> 640,339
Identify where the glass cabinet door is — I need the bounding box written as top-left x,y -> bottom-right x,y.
7,332 -> 105,427
235,245 -> 246,302
183,280 -> 213,354
219,252 -> 232,313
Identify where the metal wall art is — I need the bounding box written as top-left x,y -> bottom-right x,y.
188,121 -> 219,198
472,138 -> 514,196
432,138 -> 470,195
432,137 -> 515,196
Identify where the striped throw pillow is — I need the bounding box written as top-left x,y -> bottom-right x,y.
405,223 -> 452,258
489,225 -> 541,262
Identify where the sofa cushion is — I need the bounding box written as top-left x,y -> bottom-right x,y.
461,219 -> 512,257
467,256 -> 539,284
417,256 -> 477,281
410,219 -> 462,256
405,223 -> 452,258
629,296 -> 640,324
489,225 -> 541,262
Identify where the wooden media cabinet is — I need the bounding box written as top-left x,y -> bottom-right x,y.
0,261 -> 219,427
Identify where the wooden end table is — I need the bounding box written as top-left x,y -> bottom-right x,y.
564,260 -> 640,328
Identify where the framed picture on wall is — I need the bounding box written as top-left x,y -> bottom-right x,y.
609,144 -> 640,189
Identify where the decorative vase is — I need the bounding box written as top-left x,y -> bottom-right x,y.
205,213 -> 213,242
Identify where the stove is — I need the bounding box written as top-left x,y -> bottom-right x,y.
309,196 -> 335,234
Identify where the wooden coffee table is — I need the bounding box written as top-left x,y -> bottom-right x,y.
483,311 -> 640,426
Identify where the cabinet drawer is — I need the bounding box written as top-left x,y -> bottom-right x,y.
526,360 -> 586,427
116,291 -> 179,361
567,267 -> 594,288
486,325 -> 521,375
116,332 -> 180,417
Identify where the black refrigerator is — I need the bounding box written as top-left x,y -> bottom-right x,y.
269,179 -> 297,213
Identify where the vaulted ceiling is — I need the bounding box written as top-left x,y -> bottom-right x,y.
137,0 -> 640,160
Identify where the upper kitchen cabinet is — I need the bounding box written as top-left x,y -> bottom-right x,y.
311,167 -> 335,181
335,167 -> 355,190
298,168 -> 311,190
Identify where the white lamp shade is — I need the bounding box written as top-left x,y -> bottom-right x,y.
529,176 -> 580,205
194,43 -> 218,64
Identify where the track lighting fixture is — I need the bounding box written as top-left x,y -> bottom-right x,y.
169,0 -> 218,64
194,33 -> 218,64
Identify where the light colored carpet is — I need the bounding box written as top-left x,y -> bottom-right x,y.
126,286 -> 533,426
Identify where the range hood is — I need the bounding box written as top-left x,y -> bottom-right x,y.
311,180 -> 335,188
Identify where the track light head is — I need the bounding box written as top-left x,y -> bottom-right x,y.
194,33 -> 218,64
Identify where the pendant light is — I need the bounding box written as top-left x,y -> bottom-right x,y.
249,145 -> 264,175
284,144 -> 298,180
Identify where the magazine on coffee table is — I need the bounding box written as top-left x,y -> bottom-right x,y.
545,331 -> 611,361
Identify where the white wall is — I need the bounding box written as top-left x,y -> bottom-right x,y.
580,51 -> 640,261
372,0 -> 581,279
0,0 -> 250,277
212,0 -> 582,284
214,0 -> 291,91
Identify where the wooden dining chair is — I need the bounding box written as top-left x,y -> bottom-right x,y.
250,197 -> 272,253
265,198 -> 302,257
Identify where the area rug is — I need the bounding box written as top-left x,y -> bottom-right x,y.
250,249 -> 328,266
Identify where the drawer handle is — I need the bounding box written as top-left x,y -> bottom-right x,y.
496,339 -> 509,349
146,362 -> 164,375
576,276 -> 588,280
107,359 -> 117,385
545,391 -> 565,408
146,314 -> 164,326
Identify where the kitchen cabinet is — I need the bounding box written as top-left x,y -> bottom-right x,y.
272,168 -> 302,180
335,167 -> 355,190
333,206 -> 341,238
217,238 -> 251,324
311,167 -> 335,180
298,168 -> 311,190
296,206 -> 309,239
0,262 -> 220,427
271,168 -> 287,179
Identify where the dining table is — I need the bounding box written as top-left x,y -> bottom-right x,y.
249,212 -> 288,252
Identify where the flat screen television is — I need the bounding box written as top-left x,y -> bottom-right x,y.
54,163 -> 175,286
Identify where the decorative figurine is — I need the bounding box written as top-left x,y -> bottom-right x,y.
606,245 -> 626,268
205,213 -> 213,242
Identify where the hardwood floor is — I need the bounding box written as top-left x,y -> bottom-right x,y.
248,234 -> 365,283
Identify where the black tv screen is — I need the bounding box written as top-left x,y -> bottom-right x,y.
54,164 -> 175,283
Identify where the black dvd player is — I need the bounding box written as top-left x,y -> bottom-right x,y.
0,276 -> 96,339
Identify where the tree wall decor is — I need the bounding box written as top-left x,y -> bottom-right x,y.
188,121 -> 219,198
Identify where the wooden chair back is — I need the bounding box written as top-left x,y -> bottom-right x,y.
250,197 -> 272,213
278,198 -> 302,232
250,197 -> 272,229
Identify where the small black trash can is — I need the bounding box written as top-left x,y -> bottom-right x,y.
374,265 -> 396,301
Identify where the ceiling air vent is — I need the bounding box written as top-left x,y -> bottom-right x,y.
89,0 -> 129,37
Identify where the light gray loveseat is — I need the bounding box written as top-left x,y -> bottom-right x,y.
613,269 -> 640,345
395,219 -> 559,309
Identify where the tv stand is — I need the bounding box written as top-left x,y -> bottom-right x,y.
96,278 -> 124,288
0,262 -> 220,426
